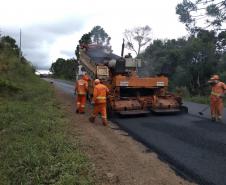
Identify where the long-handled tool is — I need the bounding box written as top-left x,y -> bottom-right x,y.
198,105 -> 209,115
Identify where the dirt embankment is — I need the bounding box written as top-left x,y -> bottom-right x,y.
55,87 -> 196,185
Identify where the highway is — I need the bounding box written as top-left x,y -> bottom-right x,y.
47,78 -> 226,185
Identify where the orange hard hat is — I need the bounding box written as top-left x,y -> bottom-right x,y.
94,79 -> 100,84
210,74 -> 220,80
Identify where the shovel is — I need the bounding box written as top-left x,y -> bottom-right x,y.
198,105 -> 209,115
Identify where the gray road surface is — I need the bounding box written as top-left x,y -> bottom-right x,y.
47,78 -> 226,185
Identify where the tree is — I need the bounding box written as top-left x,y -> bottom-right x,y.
124,25 -> 152,56
176,0 -> 226,32
90,25 -> 111,46
75,25 -> 112,61
75,33 -> 92,59
140,30 -> 220,95
75,45 -> 80,59
79,32 -> 92,45
140,39 -> 185,76
50,58 -> 79,80
183,30 -> 218,94
0,36 -> 20,55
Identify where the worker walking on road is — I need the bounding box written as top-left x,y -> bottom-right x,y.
208,74 -> 226,122
89,79 -> 109,126
75,74 -> 89,114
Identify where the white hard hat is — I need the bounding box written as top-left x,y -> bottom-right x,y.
94,79 -> 100,84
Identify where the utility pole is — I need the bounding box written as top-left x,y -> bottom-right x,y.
19,29 -> 22,62
121,38 -> 125,57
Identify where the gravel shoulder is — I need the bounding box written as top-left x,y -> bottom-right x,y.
54,86 -> 196,185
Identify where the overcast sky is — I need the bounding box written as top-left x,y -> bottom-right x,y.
0,0 -> 188,70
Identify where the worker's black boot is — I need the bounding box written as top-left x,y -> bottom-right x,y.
102,119 -> 108,126
89,116 -> 95,123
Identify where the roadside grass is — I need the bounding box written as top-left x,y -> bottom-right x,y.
174,86 -> 226,105
184,96 -> 209,104
184,95 -> 226,105
0,78 -> 94,184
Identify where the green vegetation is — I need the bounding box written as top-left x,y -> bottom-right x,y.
51,25 -> 111,80
176,0 -> 226,32
185,96 -> 210,104
50,58 -> 79,80
90,25 -> 111,45
75,25 -> 112,59
139,29 -> 226,96
0,35 -> 93,184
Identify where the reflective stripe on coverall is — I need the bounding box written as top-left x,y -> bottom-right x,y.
75,79 -> 88,113
210,82 -> 226,119
91,83 -> 109,125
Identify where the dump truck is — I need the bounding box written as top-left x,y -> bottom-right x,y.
78,43 -> 188,116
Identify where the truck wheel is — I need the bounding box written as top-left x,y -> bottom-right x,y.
180,106 -> 188,114
107,104 -> 115,118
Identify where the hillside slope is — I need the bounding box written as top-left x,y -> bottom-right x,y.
0,36 -> 93,184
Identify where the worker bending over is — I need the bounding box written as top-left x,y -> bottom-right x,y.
75,75 -> 89,114
89,79 -> 109,126
208,74 -> 226,122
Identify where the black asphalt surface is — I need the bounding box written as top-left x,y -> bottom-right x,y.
47,78 -> 226,185
114,115 -> 226,185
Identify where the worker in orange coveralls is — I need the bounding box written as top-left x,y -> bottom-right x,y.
83,73 -> 90,82
208,74 -> 226,122
75,74 -> 89,114
89,79 -> 109,126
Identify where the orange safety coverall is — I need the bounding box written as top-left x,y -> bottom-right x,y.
91,83 -> 109,125
210,81 -> 226,120
75,79 -> 88,113
83,74 -> 90,81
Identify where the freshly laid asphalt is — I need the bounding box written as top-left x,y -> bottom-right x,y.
114,114 -> 226,185
47,78 -> 226,185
